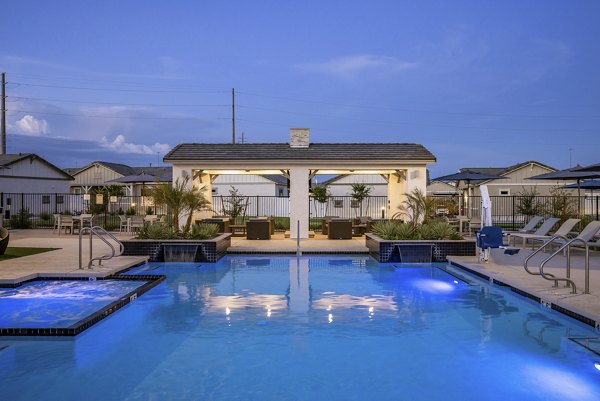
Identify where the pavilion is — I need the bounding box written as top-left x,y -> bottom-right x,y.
163,129 -> 436,238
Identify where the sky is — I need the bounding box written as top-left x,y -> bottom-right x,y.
1,0 -> 599,177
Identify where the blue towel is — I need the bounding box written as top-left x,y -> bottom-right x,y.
504,249 -> 520,255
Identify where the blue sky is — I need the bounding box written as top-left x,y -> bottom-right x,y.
2,0 -> 599,176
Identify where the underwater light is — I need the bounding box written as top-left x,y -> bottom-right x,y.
453,280 -> 459,284
595,362 -> 600,371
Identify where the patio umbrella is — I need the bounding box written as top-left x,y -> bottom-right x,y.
561,180 -> 600,196
108,173 -> 159,197
433,171 -> 508,217
527,167 -> 600,215
573,162 -> 600,172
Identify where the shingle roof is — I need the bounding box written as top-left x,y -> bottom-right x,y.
459,161 -> 556,178
133,166 -> 172,181
164,143 -> 436,162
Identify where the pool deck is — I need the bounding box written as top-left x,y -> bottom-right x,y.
0,229 -> 147,285
2,229 -> 599,327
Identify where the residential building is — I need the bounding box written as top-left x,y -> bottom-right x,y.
1,153 -> 73,193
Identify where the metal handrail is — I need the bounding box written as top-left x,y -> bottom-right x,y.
78,226 -> 124,270
523,235 -> 567,277
540,237 -> 592,294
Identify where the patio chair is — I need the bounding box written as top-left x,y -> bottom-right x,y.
52,214 -> 61,233
0,226 -> 9,256
328,219 -> 353,240
246,219 -> 271,240
80,213 -> 93,228
118,215 -> 128,232
524,218 -> 581,249
543,220 -> 600,249
509,217 -> 560,247
129,216 -> 145,232
321,216 -> 339,235
58,215 -> 78,235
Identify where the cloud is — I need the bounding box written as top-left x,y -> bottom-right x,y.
14,115 -> 50,136
100,134 -> 170,155
295,55 -> 417,79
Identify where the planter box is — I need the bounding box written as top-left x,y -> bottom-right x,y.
122,233 -> 231,263
366,233 -> 476,263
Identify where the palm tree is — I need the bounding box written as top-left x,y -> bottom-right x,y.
395,188 -> 439,226
150,177 -> 189,233
182,186 -> 211,233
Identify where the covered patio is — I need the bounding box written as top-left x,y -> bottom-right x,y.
163,128 -> 436,239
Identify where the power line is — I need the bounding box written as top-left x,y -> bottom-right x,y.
238,90 -> 600,119
10,95 -> 229,108
9,81 -> 229,94
9,109 -> 230,121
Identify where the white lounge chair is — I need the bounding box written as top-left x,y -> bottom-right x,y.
510,217 -> 560,247
506,216 -> 544,234
526,218 -> 581,249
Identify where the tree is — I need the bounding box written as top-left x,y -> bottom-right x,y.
310,184 -> 330,218
350,183 -> 372,217
516,186 -> 540,221
150,177 -> 209,233
222,186 -> 248,222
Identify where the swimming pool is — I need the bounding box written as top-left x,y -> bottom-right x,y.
1,256 -> 599,401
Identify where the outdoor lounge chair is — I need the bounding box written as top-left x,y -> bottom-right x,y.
328,219 -> 353,240
506,216 -> 545,234
509,217 -> 560,247
0,227 -> 9,256
246,219 -> 271,240
542,220 -> 600,249
524,218 -> 581,249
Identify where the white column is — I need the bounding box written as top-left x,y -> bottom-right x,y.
192,169 -> 212,222
387,171 -> 407,219
289,167 -> 310,239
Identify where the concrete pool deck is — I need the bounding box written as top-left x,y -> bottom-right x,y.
2,229 -> 599,327
0,229 -> 147,284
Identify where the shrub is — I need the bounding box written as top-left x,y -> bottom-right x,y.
146,207 -> 154,215
136,223 -> 177,240
9,209 -> 32,229
371,220 -> 462,240
187,223 -> 219,240
38,211 -> 52,221
126,206 -> 136,216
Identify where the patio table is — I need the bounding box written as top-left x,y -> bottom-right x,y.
230,224 -> 247,237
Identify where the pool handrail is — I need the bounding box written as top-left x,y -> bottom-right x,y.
79,226 -> 124,270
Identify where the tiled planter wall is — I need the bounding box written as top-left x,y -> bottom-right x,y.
366,234 -> 476,262
122,234 -> 231,263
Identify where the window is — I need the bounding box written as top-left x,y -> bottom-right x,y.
212,188 -> 218,194
6,198 -> 11,206
278,188 -> 284,196
334,199 -> 343,208
350,200 -> 360,208
56,196 -> 64,204
499,189 -> 511,196
73,187 -> 82,194
42,195 -> 50,204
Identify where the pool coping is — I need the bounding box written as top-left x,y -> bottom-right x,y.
0,265 -> 165,336
448,258 -> 600,330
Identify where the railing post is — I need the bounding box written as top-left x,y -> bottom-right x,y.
256,195 -> 259,217
512,196 -> 516,231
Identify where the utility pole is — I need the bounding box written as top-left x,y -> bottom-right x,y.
1,72 -> 6,155
231,88 -> 236,144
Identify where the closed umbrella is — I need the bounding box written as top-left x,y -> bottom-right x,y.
480,185 -> 492,228
434,171 -> 507,218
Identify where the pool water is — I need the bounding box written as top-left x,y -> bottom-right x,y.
0,279 -> 147,328
1,256 -> 599,401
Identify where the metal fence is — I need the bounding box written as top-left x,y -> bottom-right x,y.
4,192 -> 597,232
431,194 -> 600,230
0,193 -> 168,229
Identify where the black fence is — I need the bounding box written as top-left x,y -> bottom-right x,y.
431,194 -> 600,231
3,192 -> 597,232
0,193 -> 167,230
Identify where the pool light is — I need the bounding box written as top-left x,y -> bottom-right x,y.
595,362 -> 600,371
453,280 -> 459,284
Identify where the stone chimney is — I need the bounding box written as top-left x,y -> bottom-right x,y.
290,128 -> 310,148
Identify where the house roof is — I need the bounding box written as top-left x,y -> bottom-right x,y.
65,162 -> 173,182
0,153 -> 73,180
458,161 -> 556,178
260,174 -> 288,185
164,143 -> 436,162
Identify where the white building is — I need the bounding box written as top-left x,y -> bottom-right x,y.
164,128 -> 436,238
321,174 -> 387,196
0,153 -> 73,193
212,174 -> 288,197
